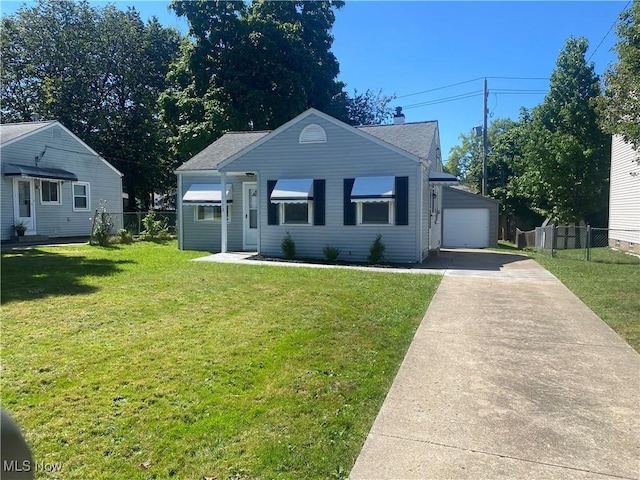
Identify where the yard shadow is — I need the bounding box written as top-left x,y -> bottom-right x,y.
419,248 -> 532,271
1,248 -> 134,304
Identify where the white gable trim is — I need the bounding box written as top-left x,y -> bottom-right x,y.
218,108 -> 422,171
1,121 -> 123,178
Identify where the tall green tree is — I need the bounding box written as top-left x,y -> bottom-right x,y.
444,115 -> 541,226
163,0 -> 346,162
1,0 -> 181,210
596,0 -> 640,151
512,37 -> 610,223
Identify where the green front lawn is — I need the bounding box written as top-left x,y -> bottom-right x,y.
527,248 -> 640,352
1,242 -> 440,479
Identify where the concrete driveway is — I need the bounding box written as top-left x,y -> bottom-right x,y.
350,249 -> 640,479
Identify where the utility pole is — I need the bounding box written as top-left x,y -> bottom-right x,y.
482,78 -> 488,196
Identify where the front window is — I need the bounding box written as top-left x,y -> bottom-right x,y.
41,181 -> 61,204
358,202 -> 393,225
73,182 -> 90,211
281,202 -> 311,224
195,205 -> 231,222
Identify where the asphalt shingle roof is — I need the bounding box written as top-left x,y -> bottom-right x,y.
0,121 -> 56,145
176,120 -> 438,171
356,121 -> 438,160
176,131 -> 271,171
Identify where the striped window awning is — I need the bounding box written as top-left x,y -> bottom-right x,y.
182,184 -> 232,205
270,178 -> 314,204
351,176 -> 395,203
428,171 -> 459,185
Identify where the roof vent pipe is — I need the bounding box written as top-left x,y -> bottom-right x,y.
393,107 -> 405,125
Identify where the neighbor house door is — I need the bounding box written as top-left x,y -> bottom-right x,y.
13,178 -> 36,235
243,182 -> 258,250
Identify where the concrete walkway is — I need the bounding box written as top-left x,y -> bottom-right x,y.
350,249 -> 640,479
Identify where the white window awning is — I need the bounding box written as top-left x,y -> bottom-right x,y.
351,176 -> 395,203
182,184 -> 232,205
270,178 -> 314,204
428,171 -> 459,185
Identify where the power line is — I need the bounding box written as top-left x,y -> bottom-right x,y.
396,76 -> 550,100
403,91 -> 483,109
586,0 -> 631,63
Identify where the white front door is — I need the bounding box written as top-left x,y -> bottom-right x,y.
13,178 -> 36,234
243,182 -> 258,250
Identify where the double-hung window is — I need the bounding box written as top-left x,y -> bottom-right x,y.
41,180 -> 61,205
72,182 -> 90,211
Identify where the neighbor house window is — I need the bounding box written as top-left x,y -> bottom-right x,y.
195,205 -> 231,222
40,180 -> 61,204
72,182 -> 90,211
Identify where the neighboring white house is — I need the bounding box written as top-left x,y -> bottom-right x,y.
1,121 -> 123,241
608,135 -> 640,254
175,108 -> 458,263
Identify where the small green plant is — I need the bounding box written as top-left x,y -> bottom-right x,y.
367,234 -> 386,264
323,245 -> 341,262
281,231 -> 296,259
91,200 -> 115,247
117,228 -> 134,244
139,210 -> 169,241
13,220 -> 27,236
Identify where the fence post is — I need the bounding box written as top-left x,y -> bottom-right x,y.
586,224 -> 591,261
551,225 -> 556,257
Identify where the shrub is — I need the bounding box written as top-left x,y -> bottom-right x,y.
91,200 -> 115,247
367,234 -> 386,264
281,232 -> 296,260
323,245 -> 341,262
117,228 -> 134,244
139,210 -> 169,241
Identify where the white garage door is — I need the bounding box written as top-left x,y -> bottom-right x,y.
443,208 -> 490,248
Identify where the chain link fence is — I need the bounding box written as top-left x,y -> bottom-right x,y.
529,225 -> 640,263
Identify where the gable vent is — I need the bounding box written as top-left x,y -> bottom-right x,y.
299,124 -> 327,144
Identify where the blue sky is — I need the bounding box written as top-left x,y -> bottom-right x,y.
1,1 -> 629,159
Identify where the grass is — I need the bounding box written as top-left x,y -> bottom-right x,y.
1,241 -> 441,480
519,246 -> 640,352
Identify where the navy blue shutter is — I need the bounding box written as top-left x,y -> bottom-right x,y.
343,178 -> 356,225
395,176 -> 409,225
267,180 -> 279,225
313,179 -> 325,226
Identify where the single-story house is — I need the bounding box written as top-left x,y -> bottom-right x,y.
442,186 -> 499,248
608,135 -> 640,254
1,120 -> 123,241
175,108 -> 458,263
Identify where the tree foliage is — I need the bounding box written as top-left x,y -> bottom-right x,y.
163,0 -> 347,162
1,0 -> 181,210
511,37 -> 610,223
595,0 -> 640,151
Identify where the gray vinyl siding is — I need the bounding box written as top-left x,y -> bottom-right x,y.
179,173 -> 252,252
1,125 -> 122,240
223,114 -> 422,263
609,135 -> 640,245
442,187 -> 499,247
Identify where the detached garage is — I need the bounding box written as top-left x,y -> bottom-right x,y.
442,187 -> 499,248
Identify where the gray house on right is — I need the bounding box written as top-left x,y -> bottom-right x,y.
442,186 -> 498,248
